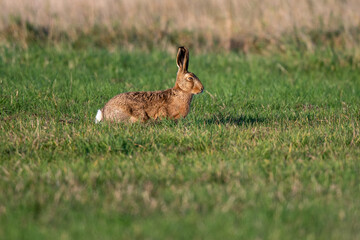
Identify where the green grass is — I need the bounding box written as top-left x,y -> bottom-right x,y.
0,45 -> 360,240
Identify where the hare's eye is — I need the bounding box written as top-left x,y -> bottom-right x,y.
187,77 -> 193,81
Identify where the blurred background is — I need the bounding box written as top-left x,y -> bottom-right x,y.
0,0 -> 359,53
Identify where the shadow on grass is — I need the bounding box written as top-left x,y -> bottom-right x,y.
203,114 -> 265,126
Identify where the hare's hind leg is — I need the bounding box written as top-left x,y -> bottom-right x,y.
131,109 -> 150,123
103,106 -> 132,122
103,106 -> 150,123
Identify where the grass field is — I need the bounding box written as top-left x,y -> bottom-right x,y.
1,45 -> 360,239
1,0 -> 360,52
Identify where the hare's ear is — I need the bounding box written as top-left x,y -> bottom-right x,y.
176,46 -> 189,72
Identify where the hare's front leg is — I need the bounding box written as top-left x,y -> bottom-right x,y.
153,106 -> 169,120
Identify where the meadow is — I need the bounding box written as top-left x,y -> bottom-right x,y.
1,0 -> 360,52
0,44 -> 359,239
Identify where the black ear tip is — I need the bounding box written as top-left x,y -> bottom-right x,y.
178,46 -> 187,52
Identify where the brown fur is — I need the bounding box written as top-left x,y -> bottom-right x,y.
100,47 -> 204,123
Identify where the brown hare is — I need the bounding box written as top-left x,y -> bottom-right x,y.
95,46 -> 204,123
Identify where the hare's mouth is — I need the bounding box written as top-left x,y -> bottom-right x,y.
193,87 -> 204,94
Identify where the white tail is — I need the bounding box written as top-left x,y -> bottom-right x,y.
95,109 -> 103,123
